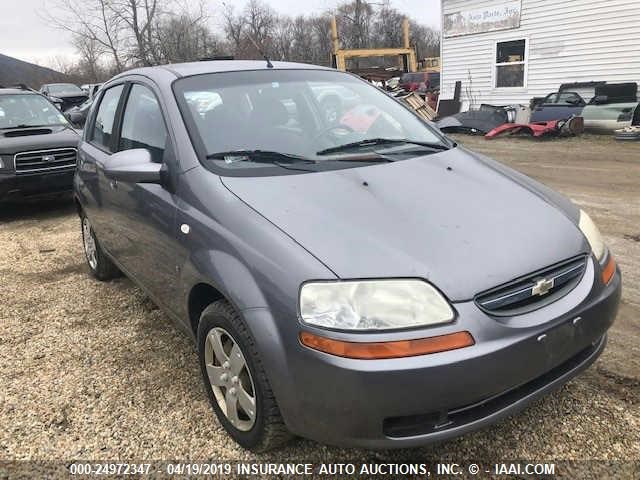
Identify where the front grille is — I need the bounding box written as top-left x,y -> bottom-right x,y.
14,148 -> 77,175
475,255 -> 588,316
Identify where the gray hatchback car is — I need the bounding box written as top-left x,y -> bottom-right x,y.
74,60 -> 621,451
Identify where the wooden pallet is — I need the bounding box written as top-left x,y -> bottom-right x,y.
400,92 -> 437,121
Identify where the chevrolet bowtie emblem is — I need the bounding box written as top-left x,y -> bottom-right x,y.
42,154 -> 55,163
532,278 -> 554,296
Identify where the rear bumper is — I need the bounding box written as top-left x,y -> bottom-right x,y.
243,262 -> 621,449
0,170 -> 74,201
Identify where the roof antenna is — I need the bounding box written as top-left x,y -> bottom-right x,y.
248,35 -> 274,69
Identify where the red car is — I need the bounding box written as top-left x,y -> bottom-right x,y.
399,72 -> 440,92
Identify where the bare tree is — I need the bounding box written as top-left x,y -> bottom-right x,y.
45,0 -> 126,72
107,0 -> 160,66
372,6 -> 405,48
48,0 -> 440,79
289,16 -> 314,63
336,0 -> 375,50
153,10 -> 219,63
272,16 -> 294,61
222,0 -> 277,59
222,4 -> 246,56
243,0 -> 277,57
71,33 -> 104,81
311,14 -> 333,66
410,20 -> 440,59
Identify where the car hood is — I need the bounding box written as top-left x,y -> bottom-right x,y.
0,125 -> 80,155
221,148 -> 588,301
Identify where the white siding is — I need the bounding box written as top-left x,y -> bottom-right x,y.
441,0 -> 640,107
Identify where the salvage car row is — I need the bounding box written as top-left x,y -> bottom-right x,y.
436,81 -> 640,140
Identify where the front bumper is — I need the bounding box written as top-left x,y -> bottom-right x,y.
243,259 -> 621,449
0,169 -> 75,201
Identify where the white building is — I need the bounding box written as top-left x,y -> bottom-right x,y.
440,0 -> 640,109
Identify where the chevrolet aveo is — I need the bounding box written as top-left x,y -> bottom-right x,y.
74,60 -> 621,451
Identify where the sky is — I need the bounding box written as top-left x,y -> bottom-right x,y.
0,0 -> 441,69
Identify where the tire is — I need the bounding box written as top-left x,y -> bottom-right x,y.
80,212 -> 120,281
197,300 -> 292,452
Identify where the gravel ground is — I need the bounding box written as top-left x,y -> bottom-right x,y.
0,135 -> 638,475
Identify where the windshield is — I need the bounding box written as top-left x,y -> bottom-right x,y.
48,84 -> 83,95
174,69 -> 449,175
0,94 -> 68,129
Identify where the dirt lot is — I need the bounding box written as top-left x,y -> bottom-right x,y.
1,135 -> 638,471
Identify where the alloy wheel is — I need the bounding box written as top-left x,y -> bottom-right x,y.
204,327 -> 257,431
82,217 -> 98,270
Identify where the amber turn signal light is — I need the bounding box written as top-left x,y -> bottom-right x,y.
299,331 -> 475,360
602,255 -> 616,285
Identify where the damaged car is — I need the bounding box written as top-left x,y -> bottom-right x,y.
436,104 -> 515,135
530,82 -> 639,132
75,60 -> 621,452
40,83 -> 88,111
530,91 -> 586,123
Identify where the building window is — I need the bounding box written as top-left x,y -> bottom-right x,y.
495,39 -> 526,88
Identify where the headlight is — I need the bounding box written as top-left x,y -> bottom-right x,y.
579,209 -> 605,261
299,279 -> 455,331
0,155 -> 13,172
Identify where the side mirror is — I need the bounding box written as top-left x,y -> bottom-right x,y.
593,95 -> 608,105
103,149 -> 162,184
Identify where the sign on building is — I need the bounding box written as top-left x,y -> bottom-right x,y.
444,1 -> 522,38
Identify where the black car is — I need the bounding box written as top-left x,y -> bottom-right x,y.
40,83 -> 88,111
0,88 -> 80,202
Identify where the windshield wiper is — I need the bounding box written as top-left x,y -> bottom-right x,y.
317,138 -> 450,156
206,150 -> 316,164
206,150 -> 318,172
330,154 -> 394,163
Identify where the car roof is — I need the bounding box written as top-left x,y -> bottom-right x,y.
118,60 -> 332,81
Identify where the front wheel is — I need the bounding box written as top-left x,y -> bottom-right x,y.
197,300 -> 292,451
80,213 -> 120,281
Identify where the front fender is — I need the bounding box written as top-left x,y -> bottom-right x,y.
174,166 -> 337,336
181,249 -> 269,312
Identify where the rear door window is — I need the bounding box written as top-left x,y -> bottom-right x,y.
90,85 -> 124,151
